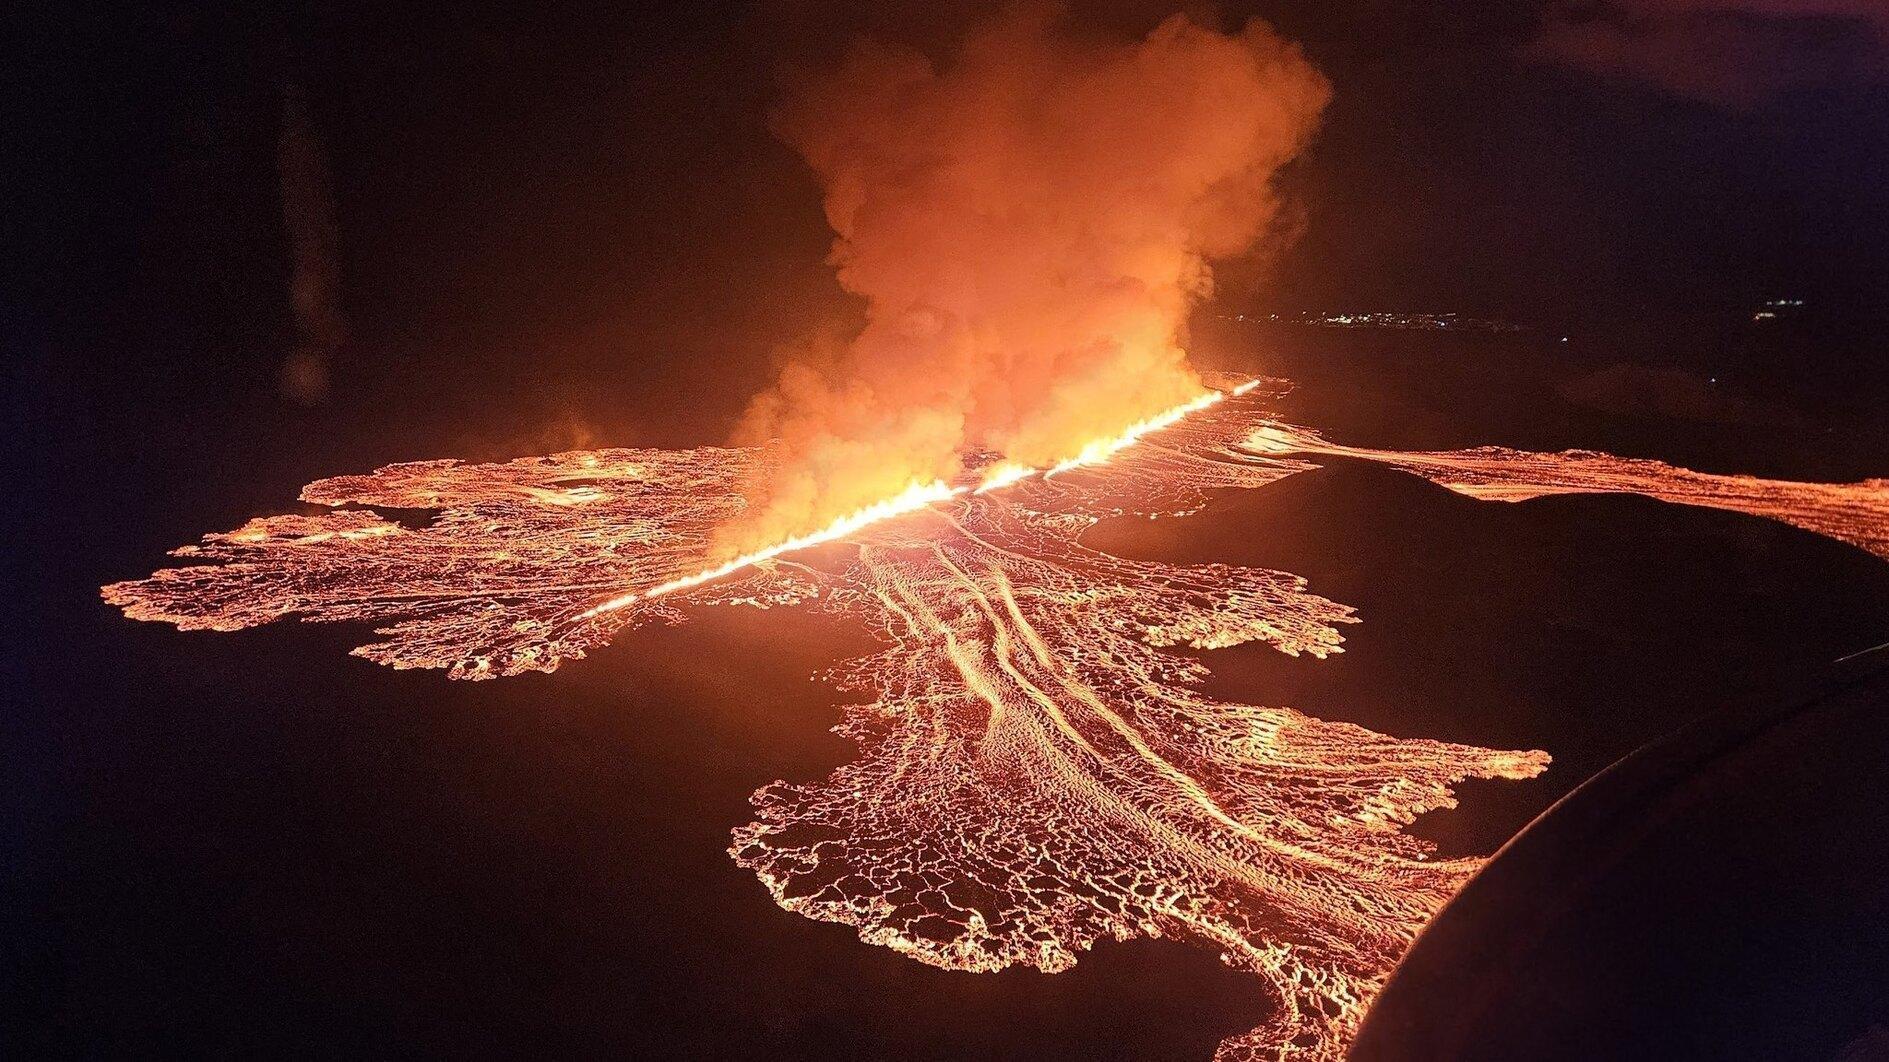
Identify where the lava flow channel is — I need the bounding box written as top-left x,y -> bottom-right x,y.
103,384 -> 1889,1060
1245,422 -> 1889,561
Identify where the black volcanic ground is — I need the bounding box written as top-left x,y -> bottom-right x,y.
17,326 -> 1889,1060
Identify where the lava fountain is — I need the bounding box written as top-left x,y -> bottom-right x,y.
103,380 -> 1889,1059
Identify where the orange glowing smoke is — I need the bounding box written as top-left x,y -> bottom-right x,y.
724,5 -> 1330,555
101,383 -> 1889,1059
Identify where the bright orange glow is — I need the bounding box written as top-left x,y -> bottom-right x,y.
723,7 -> 1330,554
101,382 -> 1888,1059
1046,386 -> 1230,477
592,384 -> 1260,614
580,478 -> 964,618
974,460 -> 1037,494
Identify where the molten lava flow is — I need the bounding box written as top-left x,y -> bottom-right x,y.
1046,384 -> 1249,477
103,383 -> 1889,1059
592,384 -> 1258,614
1247,424 -> 1889,561
579,478 -> 964,618
581,385 -> 1243,616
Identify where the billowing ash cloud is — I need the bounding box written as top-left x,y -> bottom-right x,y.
1528,0 -> 1889,105
719,3 -> 1328,553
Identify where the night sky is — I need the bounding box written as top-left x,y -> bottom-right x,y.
12,0 -> 1888,438
9,3 -> 1889,1059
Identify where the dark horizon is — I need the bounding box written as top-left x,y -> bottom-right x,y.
11,2 -> 1889,443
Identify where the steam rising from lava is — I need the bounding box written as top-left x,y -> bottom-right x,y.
724,4 -> 1329,554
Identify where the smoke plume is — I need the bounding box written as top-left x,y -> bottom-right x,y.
720,4 -> 1329,553
277,82 -> 347,406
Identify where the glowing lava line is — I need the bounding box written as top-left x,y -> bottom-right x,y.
588,383 -> 1255,615
1046,380 -> 1260,477
974,461 -> 1038,494
579,479 -> 964,617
